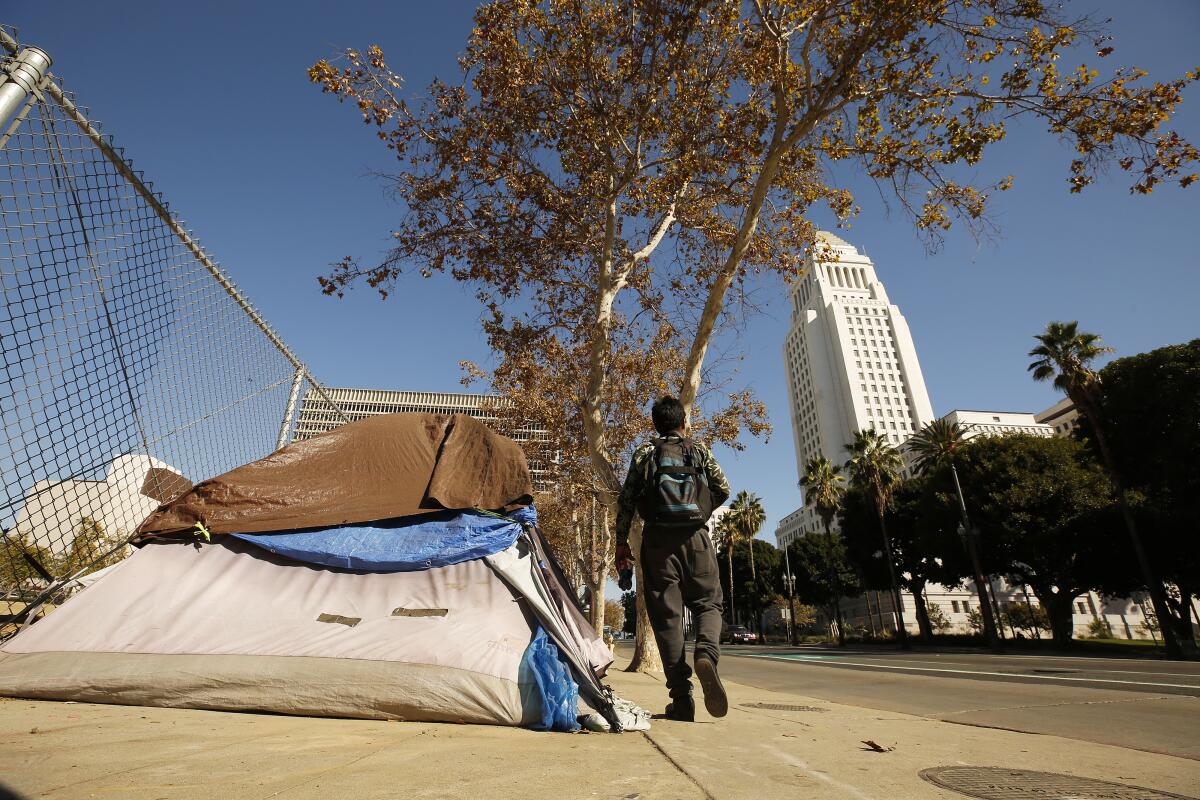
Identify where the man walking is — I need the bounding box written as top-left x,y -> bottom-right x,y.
615,396 -> 730,721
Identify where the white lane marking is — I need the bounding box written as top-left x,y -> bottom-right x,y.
815,655 -> 1197,679
811,650 -> 1189,667
748,652 -> 1190,671
762,744 -> 878,800
740,654 -> 1200,690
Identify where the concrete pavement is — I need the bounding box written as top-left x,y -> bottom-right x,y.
1,654 -> 1197,799
709,645 -> 1200,759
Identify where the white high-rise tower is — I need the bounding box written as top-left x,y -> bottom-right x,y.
778,232 -> 935,547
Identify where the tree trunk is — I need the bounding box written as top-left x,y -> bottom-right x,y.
864,591 -> 878,638
1164,585 -> 1198,647
586,582 -> 605,634
912,580 -> 933,643
677,95 -> 836,409
1033,586 -> 1075,646
626,522 -> 662,673
748,533 -> 756,580
678,142 -> 787,410
821,519 -> 845,647
727,544 -> 736,625
876,505 -> 909,646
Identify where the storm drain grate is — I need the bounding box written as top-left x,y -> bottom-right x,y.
740,702 -> 828,713
919,767 -> 1197,800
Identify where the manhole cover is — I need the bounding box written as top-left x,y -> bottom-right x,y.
740,702 -> 828,713
920,767 -> 1196,800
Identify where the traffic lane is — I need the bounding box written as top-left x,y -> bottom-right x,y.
722,644 -> 1200,675
719,648 -> 1200,695
711,653 -> 1200,760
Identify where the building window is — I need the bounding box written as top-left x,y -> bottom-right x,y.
952,601 -> 960,613
1077,602 -> 1087,614
963,601 -> 971,612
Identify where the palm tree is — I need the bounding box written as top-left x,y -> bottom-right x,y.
846,428 -> 908,647
728,491 -> 766,579
1029,321 -> 1187,658
908,418 -> 1001,650
800,456 -> 847,646
713,512 -> 738,625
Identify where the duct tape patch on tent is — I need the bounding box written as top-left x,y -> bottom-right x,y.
232,506 -> 536,571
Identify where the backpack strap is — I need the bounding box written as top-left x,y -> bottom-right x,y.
653,435 -> 701,476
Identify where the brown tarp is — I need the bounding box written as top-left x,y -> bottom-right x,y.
135,412 -> 533,538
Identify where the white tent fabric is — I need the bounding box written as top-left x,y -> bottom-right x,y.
0,539 -> 548,725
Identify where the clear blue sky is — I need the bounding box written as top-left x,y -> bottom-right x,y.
7,2 -> 1198,545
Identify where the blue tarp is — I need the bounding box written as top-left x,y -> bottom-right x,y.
521,626 -> 581,732
232,506 -> 536,572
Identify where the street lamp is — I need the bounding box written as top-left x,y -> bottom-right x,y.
783,544 -> 798,646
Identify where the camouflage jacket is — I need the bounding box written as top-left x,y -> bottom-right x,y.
614,432 -> 731,547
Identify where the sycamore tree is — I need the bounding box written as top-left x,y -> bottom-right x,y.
310,0 -> 1195,487
308,0 -> 1196,666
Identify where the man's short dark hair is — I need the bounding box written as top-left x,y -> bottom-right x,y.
651,396 -> 686,435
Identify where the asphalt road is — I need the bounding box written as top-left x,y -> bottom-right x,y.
631,644 -> 1200,760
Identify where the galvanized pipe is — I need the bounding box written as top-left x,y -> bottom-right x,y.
0,45 -> 51,131
275,368 -> 306,450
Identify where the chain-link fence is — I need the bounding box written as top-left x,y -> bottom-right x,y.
0,27 -> 348,636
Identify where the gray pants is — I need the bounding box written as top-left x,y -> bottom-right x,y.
641,528 -> 724,700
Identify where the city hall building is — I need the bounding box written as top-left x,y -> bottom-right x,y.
775,233 -> 1166,640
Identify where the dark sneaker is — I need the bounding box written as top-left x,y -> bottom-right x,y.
664,695 -> 695,722
694,656 -> 728,718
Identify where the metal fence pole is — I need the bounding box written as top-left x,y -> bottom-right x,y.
0,45 -> 50,130
276,369 -> 306,451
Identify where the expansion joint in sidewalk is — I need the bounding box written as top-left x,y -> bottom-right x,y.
639,730 -> 716,800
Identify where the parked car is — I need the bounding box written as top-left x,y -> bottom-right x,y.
720,625 -> 758,644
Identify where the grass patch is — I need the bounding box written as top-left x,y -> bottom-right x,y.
1074,637 -> 1163,650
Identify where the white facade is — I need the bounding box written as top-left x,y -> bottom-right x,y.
778,232 -> 935,547
11,455 -> 189,553
941,409 -> 1055,438
783,232 -> 935,473
294,388 -> 534,441
775,507 -> 808,550
293,387 -> 551,485
1035,397 -> 1081,438
899,410 -> 1053,476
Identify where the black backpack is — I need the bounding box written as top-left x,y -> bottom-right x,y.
638,436 -> 714,531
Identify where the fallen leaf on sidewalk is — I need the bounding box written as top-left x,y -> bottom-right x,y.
860,740 -> 893,753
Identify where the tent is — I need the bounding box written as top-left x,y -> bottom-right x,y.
0,413 -> 623,732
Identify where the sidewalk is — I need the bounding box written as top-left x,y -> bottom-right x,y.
1,655 -> 1196,799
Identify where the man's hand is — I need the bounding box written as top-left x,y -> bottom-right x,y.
616,543 -> 634,590
615,543 -> 634,572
